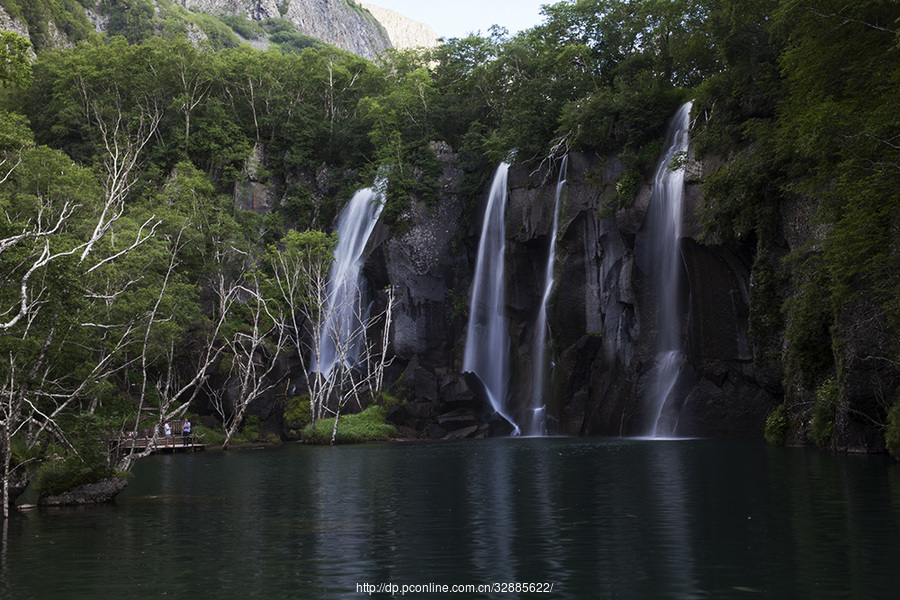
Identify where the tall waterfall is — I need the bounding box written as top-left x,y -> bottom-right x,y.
646,101 -> 693,437
527,156 -> 568,436
464,163 -> 520,434
313,186 -> 385,378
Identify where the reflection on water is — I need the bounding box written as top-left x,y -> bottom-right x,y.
2,439 -> 900,599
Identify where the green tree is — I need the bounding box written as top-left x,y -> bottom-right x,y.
102,0 -> 156,44
0,31 -> 32,88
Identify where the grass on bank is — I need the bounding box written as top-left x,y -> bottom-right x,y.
301,405 -> 397,444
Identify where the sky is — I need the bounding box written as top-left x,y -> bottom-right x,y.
365,0 -> 552,40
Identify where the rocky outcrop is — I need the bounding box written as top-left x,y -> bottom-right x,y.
38,477 -> 127,506
361,3 -> 440,49
500,153 -> 771,437
355,138 -> 776,440
7,470 -> 30,506
235,142 -> 279,213
0,3 -> 77,51
280,0 -> 391,59
2,1 -> 394,59
178,0 -> 281,21
0,6 -> 29,40
179,0 -> 392,59
365,142 -> 481,439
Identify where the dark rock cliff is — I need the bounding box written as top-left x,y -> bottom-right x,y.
235,135 -> 777,441
360,144 -> 775,440
496,152 -> 773,438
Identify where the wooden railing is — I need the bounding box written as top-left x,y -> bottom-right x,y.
107,420 -> 205,454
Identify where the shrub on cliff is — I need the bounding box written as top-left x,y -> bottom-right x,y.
886,400 -> 900,460
809,378 -> 838,447
765,404 -> 789,446
35,456 -> 118,498
284,396 -> 312,440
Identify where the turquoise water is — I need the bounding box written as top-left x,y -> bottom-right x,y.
3,438 -> 900,598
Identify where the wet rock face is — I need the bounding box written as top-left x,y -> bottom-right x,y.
369,144 -> 463,365
382,197 -> 462,362
499,154 -> 774,438
8,470 -> 30,506
38,477 -> 127,506
364,144 -> 478,437
676,239 -> 773,437
365,147 -> 774,439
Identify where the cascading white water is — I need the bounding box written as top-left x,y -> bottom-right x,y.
463,163 -> 520,434
527,156 -> 568,436
313,185 -> 385,378
646,101 -> 693,437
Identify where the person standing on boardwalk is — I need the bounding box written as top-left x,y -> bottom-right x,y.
164,421 -> 172,447
182,418 -> 192,446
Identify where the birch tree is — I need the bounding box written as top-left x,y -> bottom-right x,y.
0,44 -> 171,511
0,141 -> 160,515
268,230 -> 336,436
268,230 -> 395,444
211,271 -> 286,450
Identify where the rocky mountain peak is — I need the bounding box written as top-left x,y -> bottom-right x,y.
179,0 -> 392,59
361,3 -> 440,49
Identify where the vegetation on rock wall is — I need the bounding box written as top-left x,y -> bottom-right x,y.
0,0 -> 96,50
1,0 -> 900,507
695,0 -> 900,450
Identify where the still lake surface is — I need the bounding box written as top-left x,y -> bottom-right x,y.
3,437 -> 900,599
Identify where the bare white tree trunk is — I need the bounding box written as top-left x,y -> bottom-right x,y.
0,78 -> 167,515
219,275 -> 286,450
74,80 -> 162,262
117,238 -> 238,471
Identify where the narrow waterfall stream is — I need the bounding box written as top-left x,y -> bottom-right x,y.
463,163 -> 520,434
527,156 -> 568,436
313,186 -> 385,378
645,101 -> 693,437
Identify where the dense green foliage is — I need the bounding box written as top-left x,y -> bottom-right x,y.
0,0 -> 96,50
0,0 -> 899,501
0,30 -> 32,87
283,395 -> 312,439
693,0 -> 900,449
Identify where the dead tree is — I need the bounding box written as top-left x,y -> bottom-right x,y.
210,273 -> 286,450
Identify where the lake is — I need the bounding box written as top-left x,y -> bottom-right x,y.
3,438 -> 900,599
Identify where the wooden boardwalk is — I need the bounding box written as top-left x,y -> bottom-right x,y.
112,436 -> 206,455
109,419 -> 207,455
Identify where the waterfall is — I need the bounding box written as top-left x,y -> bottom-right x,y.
464,163 -> 520,434
527,156 -> 568,436
313,185 -> 385,378
646,101 -> 693,437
